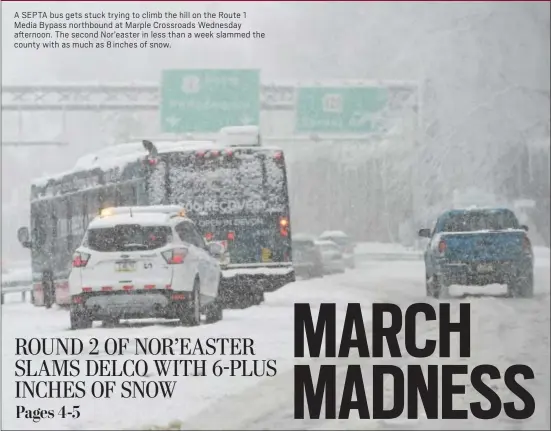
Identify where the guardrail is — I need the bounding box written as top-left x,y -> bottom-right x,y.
1,280 -> 32,304
356,251 -> 423,261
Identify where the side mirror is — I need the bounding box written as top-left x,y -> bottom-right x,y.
418,228 -> 431,238
17,227 -> 32,248
521,225 -> 529,231
207,242 -> 224,259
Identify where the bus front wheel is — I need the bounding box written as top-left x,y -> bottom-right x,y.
43,279 -> 55,309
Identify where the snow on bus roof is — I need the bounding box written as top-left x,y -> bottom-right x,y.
32,139 -> 284,188
31,139 -> 216,187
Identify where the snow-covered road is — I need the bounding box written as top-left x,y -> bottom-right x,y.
180,258 -> 550,431
2,255 -> 549,430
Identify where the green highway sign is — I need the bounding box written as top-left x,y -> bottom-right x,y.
295,86 -> 388,133
160,69 -> 260,133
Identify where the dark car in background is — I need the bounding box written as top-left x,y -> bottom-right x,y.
315,240 -> 346,274
318,230 -> 356,269
292,234 -> 324,278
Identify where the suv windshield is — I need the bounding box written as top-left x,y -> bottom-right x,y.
85,225 -> 172,252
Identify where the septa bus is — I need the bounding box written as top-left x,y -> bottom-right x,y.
17,126 -> 295,308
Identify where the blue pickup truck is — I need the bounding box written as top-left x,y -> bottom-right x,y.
419,208 -> 534,298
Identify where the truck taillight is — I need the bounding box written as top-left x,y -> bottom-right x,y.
72,252 -> 91,268
438,240 -> 447,253
161,248 -> 188,264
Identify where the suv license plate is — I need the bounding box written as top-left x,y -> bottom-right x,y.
116,261 -> 136,272
477,263 -> 493,273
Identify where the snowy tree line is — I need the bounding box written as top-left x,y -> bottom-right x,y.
286,135 -> 550,246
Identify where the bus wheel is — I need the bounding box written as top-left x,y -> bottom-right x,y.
251,286 -> 264,306
70,307 -> 92,330
44,280 -> 54,309
102,317 -> 120,327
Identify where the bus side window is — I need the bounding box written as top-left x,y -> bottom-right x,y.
69,193 -> 86,249
136,180 -> 148,205
84,189 -> 101,228
146,160 -> 167,205
46,203 -> 55,253
53,198 -> 70,261
30,203 -> 48,249
101,185 -> 117,209
119,183 -> 137,206
66,196 -> 73,254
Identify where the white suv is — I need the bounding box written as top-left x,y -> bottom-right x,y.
68,206 -> 224,329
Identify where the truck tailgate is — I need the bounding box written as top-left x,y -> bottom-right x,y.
441,231 -> 526,262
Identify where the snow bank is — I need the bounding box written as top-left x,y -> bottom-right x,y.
355,241 -> 421,255
222,266 -> 294,278
178,261 -> 550,430
534,246 -> 550,259
1,269 -> 371,430
535,246 -> 550,268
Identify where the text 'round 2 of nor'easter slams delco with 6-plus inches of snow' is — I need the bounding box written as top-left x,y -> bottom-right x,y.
14,336 -> 277,423
13,10 -> 266,50
12,302 -> 537,424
